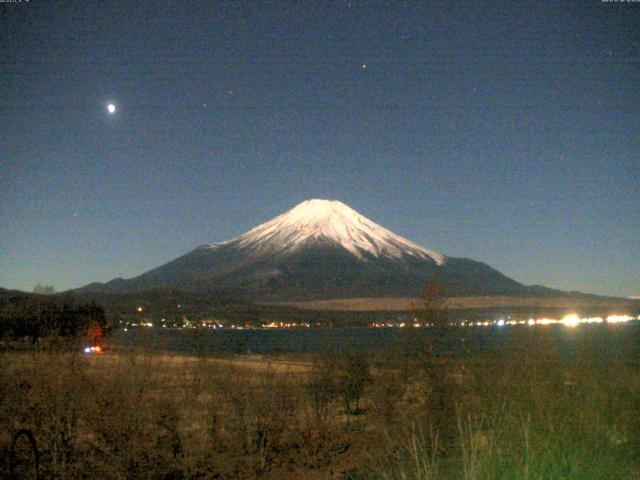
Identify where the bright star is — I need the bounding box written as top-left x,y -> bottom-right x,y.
107,103 -> 116,114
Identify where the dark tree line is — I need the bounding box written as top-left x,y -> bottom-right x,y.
0,295 -> 108,344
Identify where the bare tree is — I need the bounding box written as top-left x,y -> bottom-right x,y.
33,284 -> 56,295
335,352 -> 371,416
411,282 -> 450,328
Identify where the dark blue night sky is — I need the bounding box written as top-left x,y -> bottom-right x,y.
1,1 -> 638,296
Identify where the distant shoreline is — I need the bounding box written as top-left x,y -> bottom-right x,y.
271,295 -> 639,312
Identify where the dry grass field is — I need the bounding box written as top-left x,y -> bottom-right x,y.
2,326 -> 640,479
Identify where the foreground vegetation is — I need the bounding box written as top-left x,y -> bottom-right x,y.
1,326 -> 639,479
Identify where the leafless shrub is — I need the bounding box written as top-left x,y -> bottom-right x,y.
335,352 -> 372,417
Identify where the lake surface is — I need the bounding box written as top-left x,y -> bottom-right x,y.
112,322 -> 640,359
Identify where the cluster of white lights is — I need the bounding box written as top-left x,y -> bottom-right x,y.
201,322 -> 225,329
461,313 -> 640,328
130,322 -> 153,327
370,314 -> 638,329
466,314 -> 637,328
265,321 -> 311,328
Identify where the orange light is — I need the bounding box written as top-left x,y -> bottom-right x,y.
95,346 -> 102,353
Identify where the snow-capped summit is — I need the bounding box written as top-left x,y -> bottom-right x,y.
213,199 -> 446,265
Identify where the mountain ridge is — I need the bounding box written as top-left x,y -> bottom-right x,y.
76,199 -> 572,301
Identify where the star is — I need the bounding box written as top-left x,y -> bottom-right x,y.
107,103 -> 116,114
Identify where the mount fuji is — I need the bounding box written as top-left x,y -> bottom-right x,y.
79,199 -> 531,301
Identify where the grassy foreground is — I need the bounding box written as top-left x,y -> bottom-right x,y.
1,327 -> 639,479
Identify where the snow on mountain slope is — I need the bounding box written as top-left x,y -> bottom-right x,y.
206,199 -> 446,265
